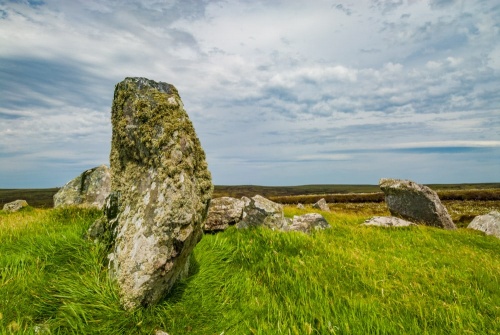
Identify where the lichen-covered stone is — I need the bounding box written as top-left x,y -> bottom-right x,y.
236,195 -> 287,230
362,216 -> 416,227
3,200 -> 28,212
283,213 -> 331,233
54,165 -> 111,208
312,198 -> 330,211
95,77 -> 212,310
467,211 -> 500,239
204,197 -> 245,232
379,178 -> 456,229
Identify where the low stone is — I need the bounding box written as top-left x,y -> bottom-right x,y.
236,195 -> 287,230
204,197 -> 245,232
54,165 -> 111,208
297,203 -> 305,209
363,216 -> 416,227
312,198 -> 330,211
379,178 -> 456,229
283,213 -> 331,233
467,211 -> 500,239
2,200 -> 28,213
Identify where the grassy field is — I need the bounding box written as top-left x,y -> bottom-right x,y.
1,202 -> 500,334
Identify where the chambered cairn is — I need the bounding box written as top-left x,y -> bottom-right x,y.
91,77 -> 213,310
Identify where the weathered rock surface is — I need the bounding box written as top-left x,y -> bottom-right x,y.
312,198 -> 330,211
467,211 -> 500,239
283,213 -> 331,233
237,195 -> 287,230
363,216 -> 416,227
297,203 -> 305,209
54,165 -> 111,208
204,197 -> 245,232
379,178 -> 456,229
92,77 -> 212,310
2,200 -> 28,212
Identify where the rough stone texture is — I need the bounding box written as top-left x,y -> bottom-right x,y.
362,216 -> 416,227
2,200 -> 28,212
283,213 -> 331,233
467,211 -> 500,239
236,195 -> 287,230
204,197 -> 245,232
312,198 -> 330,211
379,178 -> 456,230
94,77 -> 213,310
54,165 -> 111,208
297,203 -> 305,209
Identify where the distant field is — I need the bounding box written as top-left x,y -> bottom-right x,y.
0,188 -> 59,208
1,183 -> 499,208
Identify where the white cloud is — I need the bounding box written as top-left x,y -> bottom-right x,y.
0,0 -> 499,187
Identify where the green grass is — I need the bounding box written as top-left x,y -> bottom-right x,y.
1,206 -> 500,334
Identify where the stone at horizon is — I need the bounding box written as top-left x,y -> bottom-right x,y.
379,178 -> 456,229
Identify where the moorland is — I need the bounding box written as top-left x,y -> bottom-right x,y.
1,184 -> 499,334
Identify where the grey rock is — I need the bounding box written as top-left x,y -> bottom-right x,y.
93,77 -> 213,310
363,216 -> 416,227
312,198 -> 330,211
2,200 -> 28,212
54,165 -> 111,208
283,213 -> 331,233
237,195 -> 287,230
204,197 -> 245,232
467,211 -> 500,239
297,203 -> 305,209
379,178 -> 456,230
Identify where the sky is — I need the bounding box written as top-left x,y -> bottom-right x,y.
0,0 -> 499,188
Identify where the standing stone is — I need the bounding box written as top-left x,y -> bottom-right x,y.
97,77 -> 212,310
312,198 -> 330,211
2,200 -> 28,213
467,211 -> 500,239
236,195 -> 287,230
379,178 -> 456,229
204,197 -> 245,232
54,165 -> 111,208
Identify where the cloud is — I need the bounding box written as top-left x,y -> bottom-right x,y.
0,0 -> 499,187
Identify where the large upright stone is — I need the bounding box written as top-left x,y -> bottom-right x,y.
379,178 -> 455,229
102,77 -> 212,310
54,165 -> 111,208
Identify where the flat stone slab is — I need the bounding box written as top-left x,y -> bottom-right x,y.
3,200 -> 28,213
283,213 -> 331,233
363,216 -> 416,227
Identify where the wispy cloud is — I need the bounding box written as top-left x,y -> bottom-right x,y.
0,0 -> 499,187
